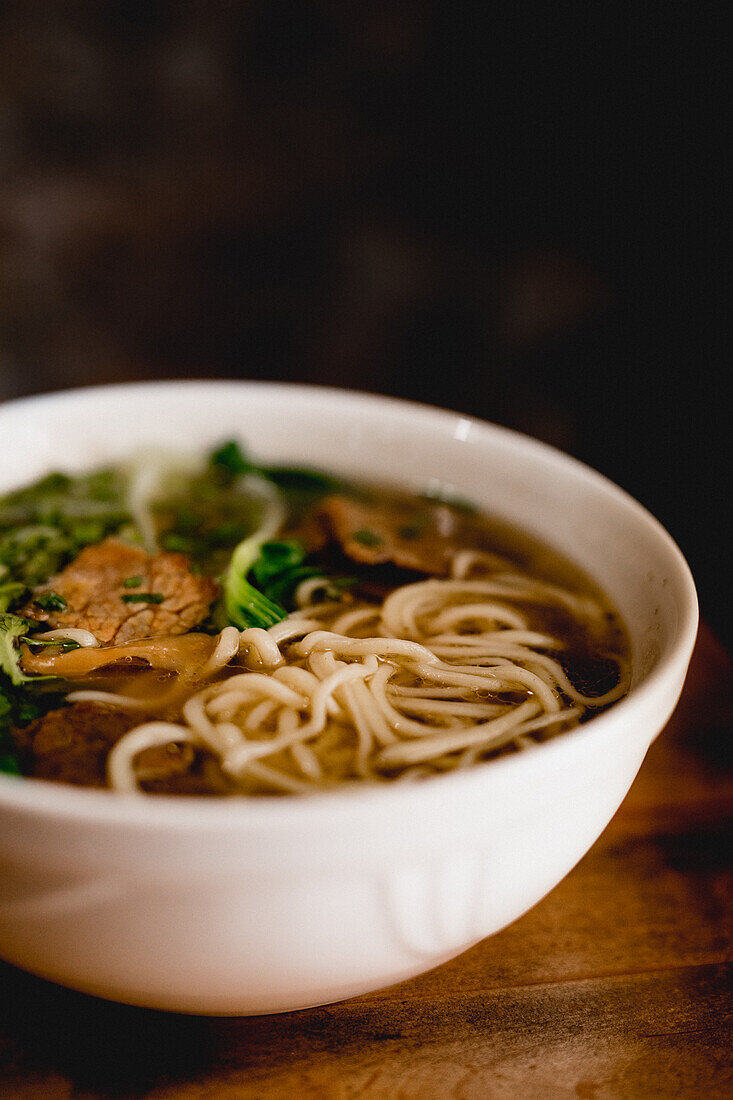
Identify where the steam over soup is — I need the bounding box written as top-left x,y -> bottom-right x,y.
0,442 -> 630,795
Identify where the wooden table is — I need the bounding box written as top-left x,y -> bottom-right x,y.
1,623 -> 731,1099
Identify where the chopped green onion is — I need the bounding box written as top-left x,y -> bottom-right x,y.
34,591 -> 67,612
121,592 -> 165,605
352,529 -> 383,547
24,635 -> 81,651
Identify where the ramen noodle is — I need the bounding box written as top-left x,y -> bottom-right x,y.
0,442 -> 630,795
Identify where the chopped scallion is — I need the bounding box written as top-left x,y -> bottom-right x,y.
34,591 -> 67,612
352,529 -> 383,548
121,592 -> 165,604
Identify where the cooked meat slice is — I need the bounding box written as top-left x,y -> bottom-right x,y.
317,494 -> 470,575
13,701 -> 228,793
13,703 -> 140,787
21,538 -> 219,645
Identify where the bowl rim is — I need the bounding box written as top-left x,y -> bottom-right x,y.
0,379 -> 699,829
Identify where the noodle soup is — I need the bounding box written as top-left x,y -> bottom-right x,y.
0,384 -> 696,1016
1,442 -> 630,795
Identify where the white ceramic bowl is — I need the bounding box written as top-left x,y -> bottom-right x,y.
0,382 -> 697,1014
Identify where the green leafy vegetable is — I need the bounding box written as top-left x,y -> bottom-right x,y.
210,441 -> 341,497
150,447 -> 265,574
0,613 -> 37,686
0,466 -> 132,588
261,466 -> 341,495
249,540 -> 307,588
224,536 -> 289,630
210,440 -> 251,481
224,536 -> 354,630
0,750 -> 21,776
250,541 -> 333,606
0,581 -> 27,613
0,688 -> 22,772
0,669 -> 67,777
0,610 -> 56,776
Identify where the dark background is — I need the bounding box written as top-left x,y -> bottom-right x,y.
0,3 -> 729,644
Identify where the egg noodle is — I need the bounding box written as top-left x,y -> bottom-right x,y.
59,551 -> 630,795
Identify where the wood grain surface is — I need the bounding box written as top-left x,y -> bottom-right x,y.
1,622 -> 731,1100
